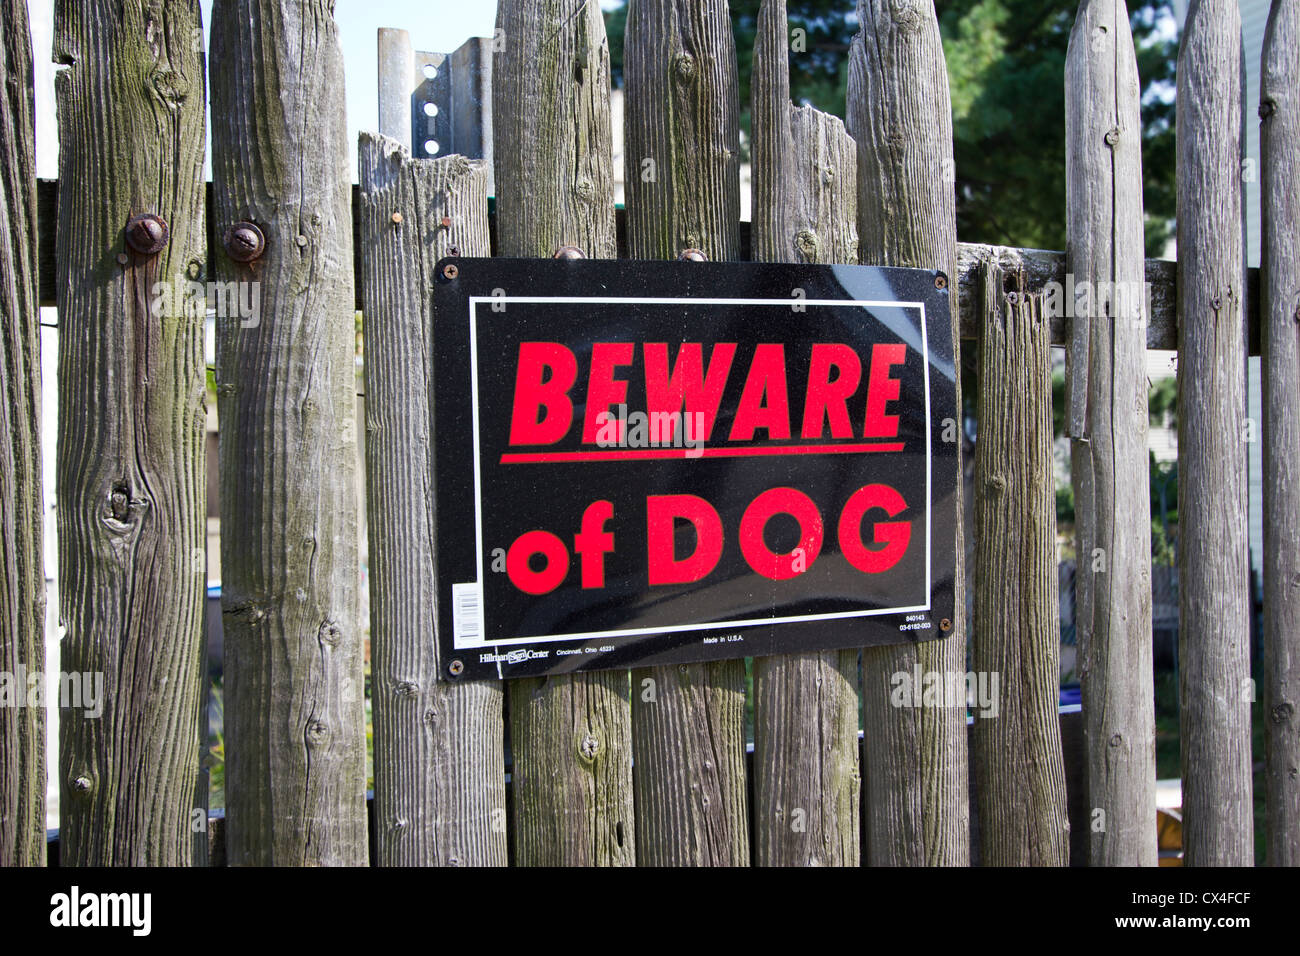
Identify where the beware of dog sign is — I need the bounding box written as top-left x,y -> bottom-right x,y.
431,258 -> 958,680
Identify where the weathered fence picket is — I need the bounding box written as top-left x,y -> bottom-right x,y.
973,262 -> 1070,866
211,0 -> 370,866
52,0 -> 208,866
1175,0 -> 1254,866
848,0 -> 970,866
750,0 -> 862,867
624,0 -> 749,867
493,0 -> 635,866
358,135 -> 507,866
1064,0 -> 1157,867
1260,0 -> 1300,868
0,0 -> 45,868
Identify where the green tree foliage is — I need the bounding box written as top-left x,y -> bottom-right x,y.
603,0 -> 1178,255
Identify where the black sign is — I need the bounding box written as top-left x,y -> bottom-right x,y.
431,258 -> 958,680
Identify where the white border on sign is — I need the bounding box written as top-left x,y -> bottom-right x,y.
458,296 -> 932,649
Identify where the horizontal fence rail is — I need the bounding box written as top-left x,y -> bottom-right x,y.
28,178 -> 1266,353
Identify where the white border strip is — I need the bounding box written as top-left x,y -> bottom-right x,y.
460,296 -> 932,648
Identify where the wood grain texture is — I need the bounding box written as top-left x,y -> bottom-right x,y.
493,0 -> 617,261
493,0 -> 634,866
0,0 -> 45,867
624,0 -> 749,866
750,0 -> 860,867
1064,0 -> 1156,867
1175,0 -> 1254,867
847,0 -> 969,866
210,0 -> 369,866
973,260 -> 1070,866
52,0 -> 207,865
359,133 -> 507,866
624,0 -> 741,262
1259,0 -> 1300,867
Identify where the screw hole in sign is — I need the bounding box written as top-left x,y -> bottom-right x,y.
424,140 -> 440,156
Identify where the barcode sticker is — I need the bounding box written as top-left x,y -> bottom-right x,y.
452,582 -> 485,646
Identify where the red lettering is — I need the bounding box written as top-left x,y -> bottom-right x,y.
800,344 -> 861,439
862,343 -> 906,439
837,484 -> 911,574
583,342 -> 635,443
644,342 -> 736,442
729,343 -> 791,441
739,487 -> 824,580
509,343 -> 578,445
573,500 -> 615,589
646,494 -> 724,585
506,530 -> 570,594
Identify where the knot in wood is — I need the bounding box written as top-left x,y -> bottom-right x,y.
1259,100 -> 1277,120
224,222 -> 265,262
109,487 -> 131,523
986,475 -> 1007,497
318,620 -> 343,646
125,213 -> 169,255
574,178 -> 595,203
72,775 -> 93,793
306,719 -> 329,743
888,0 -> 924,30
1104,127 -> 1121,148
795,230 -> 819,256
1271,701 -> 1294,724
1108,733 -> 1123,748
673,52 -> 697,82
579,733 -> 600,760
394,679 -> 419,699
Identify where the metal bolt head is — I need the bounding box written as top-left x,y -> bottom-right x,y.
442,262 -> 459,280
224,222 -> 266,262
552,245 -> 586,259
295,234 -> 309,248
125,213 -> 169,255
678,248 -> 707,262
1006,291 -> 1020,306
448,659 -> 465,677
934,273 -> 948,290
72,775 -> 92,793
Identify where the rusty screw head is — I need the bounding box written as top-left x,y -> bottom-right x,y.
440,216 -> 452,229
224,222 -> 266,263
940,618 -> 953,631
391,212 -> 403,225
448,659 -> 465,677
678,248 -> 707,262
934,273 -> 948,290
125,213 -> 169,255
442,262 -> 459,280
553,245 -> 586,259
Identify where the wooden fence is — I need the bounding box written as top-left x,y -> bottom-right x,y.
0,0 -> 1296,867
